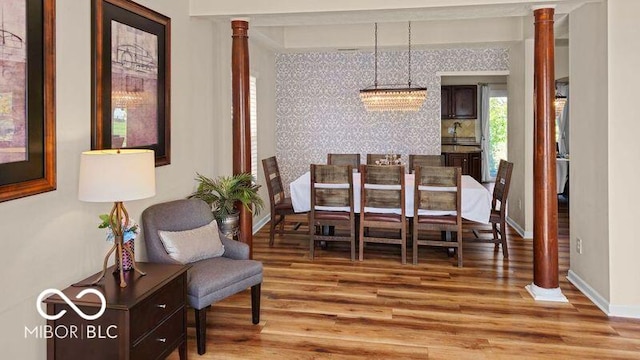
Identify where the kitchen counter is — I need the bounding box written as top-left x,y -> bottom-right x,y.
441,145 -> 482,153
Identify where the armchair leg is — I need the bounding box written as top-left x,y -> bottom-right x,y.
251,283 -> 261,325
195,306 -> 210,355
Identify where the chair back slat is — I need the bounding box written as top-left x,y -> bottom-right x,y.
262,156 -> 285,206
409,155 -> 445,172
363,165 -> 403,184
361,165 -> 405,210
327,154 -> 360,168
316,164 -> 351,183
315,188 -> 350,207
419,191 -> 457,211
415,166 -> 461,213
492,160 -> 514,210
365,189 -> 402,208
417,166 -> 457,187
311,164 -> 353,208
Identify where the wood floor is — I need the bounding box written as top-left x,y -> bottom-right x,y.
169,199 -> 640,359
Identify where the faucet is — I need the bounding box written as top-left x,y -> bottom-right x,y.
452,121 -> 462,143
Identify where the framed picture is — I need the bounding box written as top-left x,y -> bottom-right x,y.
0,0 -> 56,203
92,0 -> 171,166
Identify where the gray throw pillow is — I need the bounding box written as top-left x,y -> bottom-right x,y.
158,220 -> 225,264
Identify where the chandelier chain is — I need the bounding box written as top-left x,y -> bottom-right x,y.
359,20 -> 427,112
408,21 -> 412,88
374,23 -> 378,88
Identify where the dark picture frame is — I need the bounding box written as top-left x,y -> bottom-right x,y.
0,0 -> 56,203
92,0 -> 171,166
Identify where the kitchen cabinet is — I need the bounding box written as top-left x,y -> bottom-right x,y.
443,151 -> 482,182
468,152 -> 482,182
441,85 -> 478,119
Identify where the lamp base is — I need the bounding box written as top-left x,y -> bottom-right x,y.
73,242 -> 147,288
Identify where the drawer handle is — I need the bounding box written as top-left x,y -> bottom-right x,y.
157,338 -> 167,343
156,304 -> 167,309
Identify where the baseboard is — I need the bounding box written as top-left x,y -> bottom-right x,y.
609,304 -> 640,319
566,270 -> 610,316
253,215 -> 270,234
506,216 -> 533,239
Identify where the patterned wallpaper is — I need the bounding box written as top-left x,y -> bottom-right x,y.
275,48 -> 509,188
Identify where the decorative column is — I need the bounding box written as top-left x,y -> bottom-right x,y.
231,20 -> 253,258
526,6 -> 567,302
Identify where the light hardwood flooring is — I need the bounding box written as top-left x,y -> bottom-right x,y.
169,199 -> 640,359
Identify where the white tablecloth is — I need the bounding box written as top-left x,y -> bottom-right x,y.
290,172 -> 492,224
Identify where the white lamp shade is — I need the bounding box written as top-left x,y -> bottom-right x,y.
78,149 -> 156,202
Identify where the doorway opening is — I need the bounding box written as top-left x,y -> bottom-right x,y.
480,84 -> 508,182
488,94 -> 508,178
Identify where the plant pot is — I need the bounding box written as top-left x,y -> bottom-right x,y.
218,212 -> 239,239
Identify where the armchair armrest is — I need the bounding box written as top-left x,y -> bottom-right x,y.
220,235 -> 250,260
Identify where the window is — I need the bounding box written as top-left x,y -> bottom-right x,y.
250,76 -> 258,181
488,93 -> 507,178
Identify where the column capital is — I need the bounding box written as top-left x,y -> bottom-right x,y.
532,4 -> 556,11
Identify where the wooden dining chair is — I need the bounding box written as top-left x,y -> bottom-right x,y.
262,156 -> 307,246
413,166 -> 463,267
366,153 -> 401,165
471,159 -> 514,258
408,154 -> 445,172
327,153 -> 361,168
359,165 -> 407,264
310,164 -> 356,260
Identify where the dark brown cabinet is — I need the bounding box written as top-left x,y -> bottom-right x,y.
468,152 -> 482,182
441,85 -> 478,119
45,263 -> 189,360
443,151 -> 482,183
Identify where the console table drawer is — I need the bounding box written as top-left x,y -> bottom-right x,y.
130,274 -> 185,342
45,263 -> 189,360
132,308 -> 185,360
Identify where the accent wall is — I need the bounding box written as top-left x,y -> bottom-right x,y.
275,48 -> 509,187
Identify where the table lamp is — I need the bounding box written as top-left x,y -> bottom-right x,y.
78,149 -> 156,287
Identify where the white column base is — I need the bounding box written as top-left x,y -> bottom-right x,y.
525,283 -> 568,302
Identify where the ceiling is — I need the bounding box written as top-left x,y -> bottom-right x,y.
191,0 -> 595,50
192,0 -> 596,27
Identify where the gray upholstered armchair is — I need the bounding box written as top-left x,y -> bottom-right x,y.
141,199 -> 263,355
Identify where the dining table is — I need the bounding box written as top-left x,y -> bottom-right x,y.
290,171 -> 492,224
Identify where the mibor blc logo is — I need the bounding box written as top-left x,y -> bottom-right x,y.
25,288 -> 117,340
37,288 -> 107,320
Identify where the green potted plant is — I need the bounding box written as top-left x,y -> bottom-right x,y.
188,172 -> 264,238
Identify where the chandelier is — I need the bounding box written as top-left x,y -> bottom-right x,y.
360,22 -> 427,112
554,96 -> 567,118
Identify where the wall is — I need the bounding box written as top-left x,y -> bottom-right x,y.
250,33 -> 278,227
281,18 -> 524,50
0,1 -> 223,358
555,43 -> 569,80
506,38 -> 534,237
567,1 -> 610,308
275,48 -> 509,186
607,0 -> 640,316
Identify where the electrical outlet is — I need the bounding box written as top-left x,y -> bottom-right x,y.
576,237 -> 583,254
518,199 -> 522,210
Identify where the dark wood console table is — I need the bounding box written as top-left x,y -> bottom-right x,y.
44,263 -> 189,360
